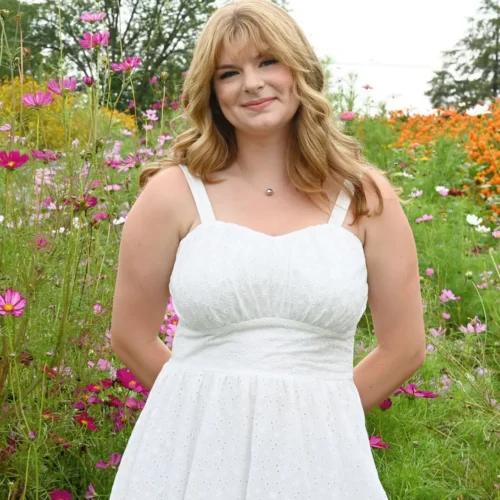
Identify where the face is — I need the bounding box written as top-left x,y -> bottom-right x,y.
212,40 -> 301,136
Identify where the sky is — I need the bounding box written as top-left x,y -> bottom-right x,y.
286,0 -> 482,114
216,0 -> 483,114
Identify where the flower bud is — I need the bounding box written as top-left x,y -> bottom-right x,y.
160,71 -> 169,83
95,139 -> 105,152
0,10 -> 10,19
101,55 -> 109,68
82,76 -> 94,87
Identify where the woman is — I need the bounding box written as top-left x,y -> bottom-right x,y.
109,0 -> 427,497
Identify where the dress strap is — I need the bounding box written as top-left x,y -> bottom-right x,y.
328,179 -> 354,227
178,164 -> 216,223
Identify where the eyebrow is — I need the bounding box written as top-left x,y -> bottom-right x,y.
216,52 -> 265,71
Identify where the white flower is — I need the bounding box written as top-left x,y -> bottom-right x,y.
465,104 -> 491,117
475,225 -> 491,233
0,215 -> 4,223
401,171 -> 414,179
112,216 -> 126,225
73,217 -> 80,229
466,214 -> 483,226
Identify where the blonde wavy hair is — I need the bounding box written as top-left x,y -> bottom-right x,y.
139,0 -> 405,225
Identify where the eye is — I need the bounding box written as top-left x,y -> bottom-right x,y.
220,58 -> 279,79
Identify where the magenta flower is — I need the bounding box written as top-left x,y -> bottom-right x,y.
0,288 -> 27,317
115,367 -> 145,393
79,31 -> 110,49
340,111 -> 355,121
150,75 -> 158,85
378,398 -> 392,410
393,383 -> 439,399
111,57 -> 142,72
22,92 -> 54,107
369,436 -> 391,449
80,12 -> 106,23
0,123 -> 11,131
96,452 -> 122,469
49,490 -> 72,500
82,76 -> 94,87
31,149 -> 61,162
0,150 -> 29,169
48,78 -> 77,95
84,483 -> 97,499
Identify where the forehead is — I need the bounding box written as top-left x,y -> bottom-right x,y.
216,36 -> 270,63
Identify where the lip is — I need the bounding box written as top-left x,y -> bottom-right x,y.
242,97 -> 276,108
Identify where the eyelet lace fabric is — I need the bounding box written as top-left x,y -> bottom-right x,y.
109,164 -> 388,499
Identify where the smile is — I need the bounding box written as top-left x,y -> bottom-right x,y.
243,98 -> 276,111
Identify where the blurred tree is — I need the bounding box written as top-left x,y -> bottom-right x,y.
425,0 -> 500,112
30,0 -> 218,111
0,0 -> 44,80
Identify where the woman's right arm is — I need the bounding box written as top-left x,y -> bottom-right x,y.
110,166 -> 188,391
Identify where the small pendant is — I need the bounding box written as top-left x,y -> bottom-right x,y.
265,188 -> 274,196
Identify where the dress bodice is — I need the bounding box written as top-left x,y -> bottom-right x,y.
168,164 -> 368,378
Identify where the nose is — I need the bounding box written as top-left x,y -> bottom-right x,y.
243,68 -> 265,93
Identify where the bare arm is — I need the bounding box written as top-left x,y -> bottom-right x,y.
353,170 -> 427,413
110,166 -> 188,390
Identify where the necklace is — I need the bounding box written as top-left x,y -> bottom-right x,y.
237,165 -> 276,196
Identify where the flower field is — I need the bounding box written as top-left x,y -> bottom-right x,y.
0,6 -> 499,500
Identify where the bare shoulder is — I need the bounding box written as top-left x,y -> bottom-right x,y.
361,167 -> 399,208
139,165 -> 197,238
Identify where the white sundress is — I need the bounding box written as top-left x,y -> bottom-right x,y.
109,164 -> 389,499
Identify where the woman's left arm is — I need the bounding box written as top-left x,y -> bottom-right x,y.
353,169 -> 427,414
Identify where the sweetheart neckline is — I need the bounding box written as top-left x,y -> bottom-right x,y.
178,219 -> 365,250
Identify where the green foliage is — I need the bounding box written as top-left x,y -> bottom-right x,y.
425,0 -> 500,111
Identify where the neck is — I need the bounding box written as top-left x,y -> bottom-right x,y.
234,128 -> 292,186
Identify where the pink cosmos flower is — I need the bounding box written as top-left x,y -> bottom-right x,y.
0,123 -> 11,131
340,111 -> 355,121
111,57 -> 142,72
79,31 -> 110,49
369,436 -> 390,449
416,214 -> 434,224
438,288 -> 460,303
150,75 -> 158,85
458,316 -> 487,334
74,411 -> 98,431
84,483 -> 97,499
115,367 -> 145,393
22,92 -> 54,107
96,453 -> 122,469
49,490 -> 72,500
80,12 -> 106,22
48,78 -> 77,95
393,383 -> 439,398
378,398 -> 392,410
82,76 -> 94,87
0,288 -> 27,317
31,149 -> 61,162
0,150 -> 29,169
